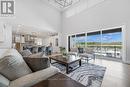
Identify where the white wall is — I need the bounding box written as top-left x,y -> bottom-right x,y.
0,23 -> 12,48
61,0 -> 130,63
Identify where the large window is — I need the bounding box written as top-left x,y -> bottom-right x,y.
68,28 -> 122,59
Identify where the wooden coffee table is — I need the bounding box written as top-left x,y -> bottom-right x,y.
49,55 -> 81,74
32,73 -> 85,87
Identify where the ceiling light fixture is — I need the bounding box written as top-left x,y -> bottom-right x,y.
48,0 -> 80,8
55,0 -> 72,7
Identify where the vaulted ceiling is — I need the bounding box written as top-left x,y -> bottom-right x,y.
11,0 -> 106,38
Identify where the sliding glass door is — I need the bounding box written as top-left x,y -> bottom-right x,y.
68,27 -> 122,60
102,28 -> 122,59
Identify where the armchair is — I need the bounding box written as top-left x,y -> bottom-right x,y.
79,47 -> 95,63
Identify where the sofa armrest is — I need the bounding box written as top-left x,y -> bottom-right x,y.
0,74 -> 10,87
9,66 -> 60,87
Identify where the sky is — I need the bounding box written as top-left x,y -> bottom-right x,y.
75,32 -> 122,43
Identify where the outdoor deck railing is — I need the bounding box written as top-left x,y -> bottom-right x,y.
87,45 -> 122,58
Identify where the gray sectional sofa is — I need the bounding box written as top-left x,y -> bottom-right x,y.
0,49 -> 60,87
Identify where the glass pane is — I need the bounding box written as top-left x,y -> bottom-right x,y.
102,28 -> 122,59
76,33 -> 86,48
87,31 -> 101,56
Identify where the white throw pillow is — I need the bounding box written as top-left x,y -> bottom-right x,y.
0,49 -> 32,81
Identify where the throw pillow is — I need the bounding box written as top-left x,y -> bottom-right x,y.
28,52 -> 44,58
20,49 -> 32,57
0,55 -> 32,81
24,57 -> 50,72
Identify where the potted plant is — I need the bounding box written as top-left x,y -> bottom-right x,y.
59,47 -> 66,56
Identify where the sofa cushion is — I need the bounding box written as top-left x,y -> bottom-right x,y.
20,49 -> 32,57
67,52 -> 77,56
28,52 -> 44,58
24,56 -> 50,72
0,49 -> 32,81
0,74 -> 10,87
9,66 -> 60,87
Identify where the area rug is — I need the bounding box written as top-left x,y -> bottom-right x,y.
52,62 -> 106,87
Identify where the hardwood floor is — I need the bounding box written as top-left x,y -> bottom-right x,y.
89,59 -> 130,87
